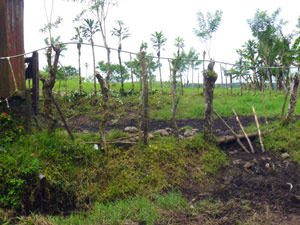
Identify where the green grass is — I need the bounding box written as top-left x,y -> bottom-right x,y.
264,120 -> 300,164
48,79 -> 296,121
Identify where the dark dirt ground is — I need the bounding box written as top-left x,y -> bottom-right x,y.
170,139 -> 300,225
68,113 -> 273,136
67,114 -> 300,224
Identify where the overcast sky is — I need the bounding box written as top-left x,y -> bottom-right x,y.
23,0 -> 300,82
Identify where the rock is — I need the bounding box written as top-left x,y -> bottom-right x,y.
243,162 -> 253,169
252,158 -> 258,164
224,130 -> 232,135
215,129 -> 221,133
124,126 -> 138,133
152,129 -> 169,137
265,163 -> 270,169
165,127 -> 173,133
184,129 -> 199,137
224,175 -> 233,185
233,159 -> 243,165
281,153 -> 290,159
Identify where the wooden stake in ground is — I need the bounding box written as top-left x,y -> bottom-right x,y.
252,105 -> 265,153
214,110 -> 250,153
232,108 -> 255,153
50,91 -> 74,140
141,51 -> 149,145
96,73 -> 109,150
220,64 -> 224,97
202,51 -> 206,97
239,59 -> 243,96
230,71 -> 233,96
130,53 -> 134,92
171,50 -> 181,141
203,60 -> 218,141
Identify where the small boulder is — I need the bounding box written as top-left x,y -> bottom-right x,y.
281,153 -> 290,159
243,162 -> 253,169
165,127 -> 173,133
233,159 -> 243,165
184,129 -> 199,137
124,126 -> 138,133
153,129 -> 169,137
265,163 -> 270,169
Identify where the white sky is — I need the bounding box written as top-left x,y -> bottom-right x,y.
23,0 -> 300,82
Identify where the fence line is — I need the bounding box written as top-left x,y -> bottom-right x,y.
0,42 -> 299,70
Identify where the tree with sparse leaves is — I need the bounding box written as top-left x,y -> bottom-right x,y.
193,10 -> 223,59
150,31 -> 167,94
111,20 -> 130,96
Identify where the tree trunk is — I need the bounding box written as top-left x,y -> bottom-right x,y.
180,73 -> 184,96
204,60 -> 218,141
148,59 -> 152,95
239,59 -> 243,96
118,44 -> 124,96
158,57 -> 163,94
78,43 -> 82,95
281,73 -> 300,126
141,52 -> 149,145
130,53 -> 134,93
171,53 -> 180,141
267,67 -> 273,95
41,45 -> 61,133
91,39 -> 97,95
202,51 -> 206,97
96,73 -> 109,150
230,72 -> 233,96
192,65 -> 194,94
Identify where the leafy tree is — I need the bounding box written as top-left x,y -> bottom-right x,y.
97,61 -> 129,83
247,8 -> 287,93
193,10 -> 223,59
150,31 -> 167,94
111,20 -> 130,96
81,18 -> 100,95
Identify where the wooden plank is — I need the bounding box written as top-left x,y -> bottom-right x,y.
0,0 -> 25,98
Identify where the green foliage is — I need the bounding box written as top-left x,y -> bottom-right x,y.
0,112 -> 25,147
0,132 -> 101,213
264,120 -> 300,164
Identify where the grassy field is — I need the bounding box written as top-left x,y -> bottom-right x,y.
49,78 -> 296,120
2,79 -> 299,224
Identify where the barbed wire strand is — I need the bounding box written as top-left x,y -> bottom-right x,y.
0,42 -> 299,70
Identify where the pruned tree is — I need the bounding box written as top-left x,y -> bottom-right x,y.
150,31 -> 167,94
41,45 -> 62,133
203,60 -> 218,141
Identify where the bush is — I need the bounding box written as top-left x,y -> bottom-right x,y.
0,112 -> 24,147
